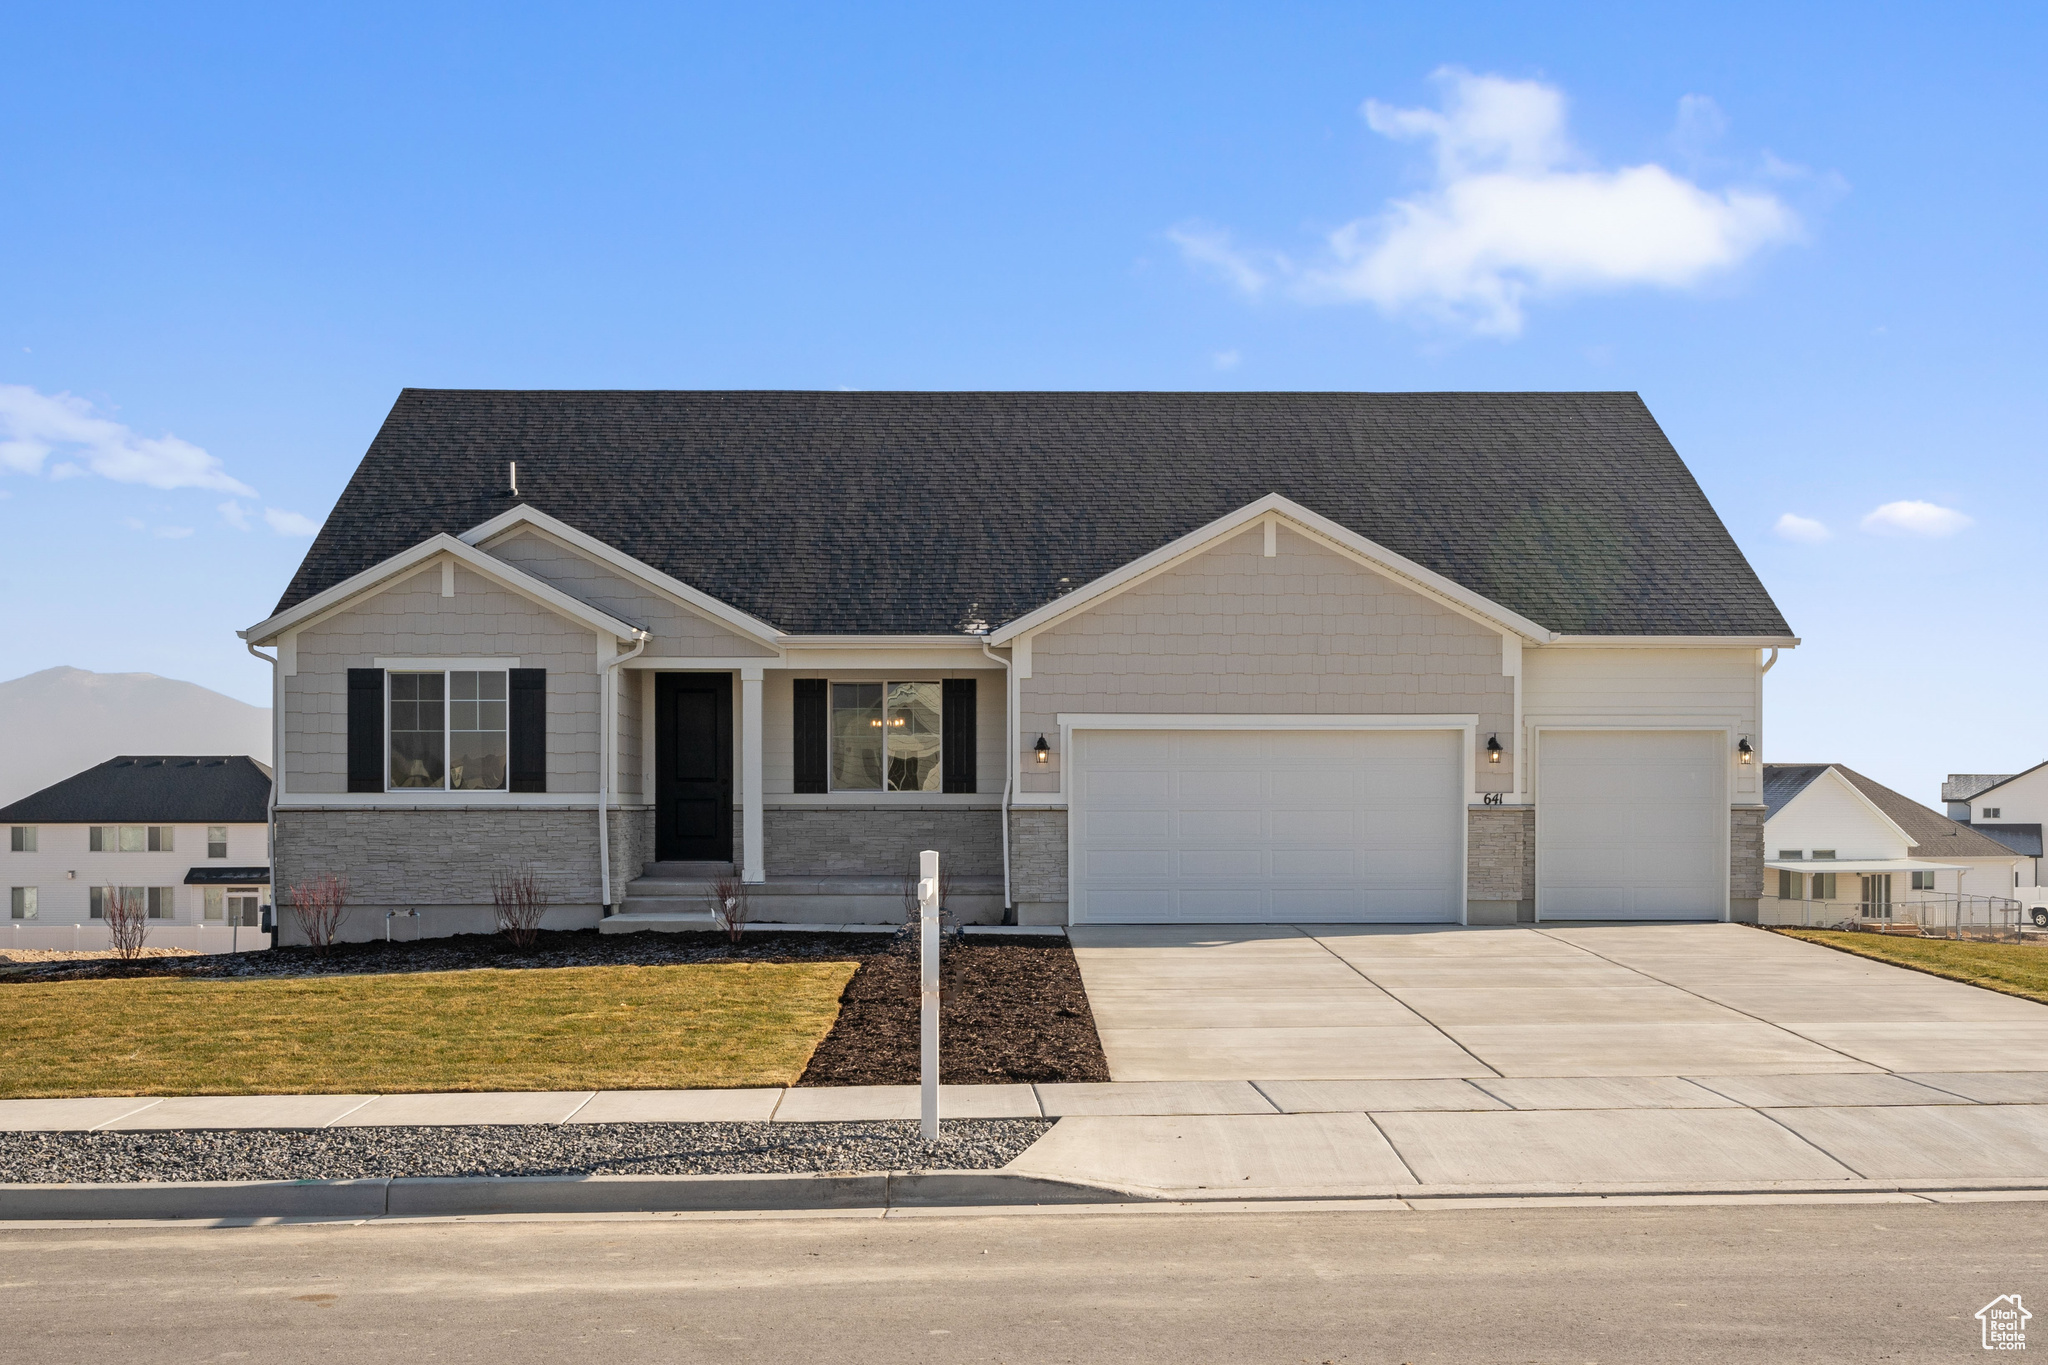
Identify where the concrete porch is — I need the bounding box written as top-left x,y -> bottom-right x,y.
600,859 -> 1007,932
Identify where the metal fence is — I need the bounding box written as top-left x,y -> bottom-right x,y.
1760,892 -> 2025,942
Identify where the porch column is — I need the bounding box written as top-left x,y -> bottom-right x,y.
740,664 -> 765,883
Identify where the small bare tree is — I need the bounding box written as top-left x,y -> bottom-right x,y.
900,857 -> 956,933
490,868 -> 549,949
100,886 -> 148,960
704,873 -> 752,947
288,873 -> 352,953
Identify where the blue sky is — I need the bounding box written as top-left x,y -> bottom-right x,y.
1,3 -> 2042,806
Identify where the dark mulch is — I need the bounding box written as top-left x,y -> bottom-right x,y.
800,935 -> 1111,1087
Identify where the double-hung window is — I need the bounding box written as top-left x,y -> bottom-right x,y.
8,888 -> 34,920
830,682 -> 942,792
390,670 -> 508,791
207,826 -> 228,859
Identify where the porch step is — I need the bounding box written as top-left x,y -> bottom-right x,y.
642,861 -> 736,879
616,872 -> 1007,928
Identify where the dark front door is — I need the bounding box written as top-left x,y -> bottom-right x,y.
656,673 -> 733,862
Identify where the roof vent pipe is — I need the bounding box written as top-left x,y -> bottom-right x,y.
509,461 -> 519,497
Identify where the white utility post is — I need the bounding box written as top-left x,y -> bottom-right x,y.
918,848 -> 940,1142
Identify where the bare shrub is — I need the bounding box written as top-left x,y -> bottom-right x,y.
704,873 -> 752,947
490,868 -> 550,949
99,886 -> 148,960
900,858 -> 955,931
288,873 -> 352,953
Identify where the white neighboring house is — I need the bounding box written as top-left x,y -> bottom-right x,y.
1943,763 -> 2046,893
1763,763 -> 2030,926
0,756 -> 273,952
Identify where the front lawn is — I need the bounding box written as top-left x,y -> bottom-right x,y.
1775,929 -> 2048,1007
0,960 -> 856,1098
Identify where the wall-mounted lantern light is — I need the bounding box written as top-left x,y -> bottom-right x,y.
1485,734 -> 1503,764
1034,735 -> 1051,765
1737,737 -> 1755,765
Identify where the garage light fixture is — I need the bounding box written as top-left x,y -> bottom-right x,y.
1034,735 -> 1051,765
1737,737 -> 1755,765
1485,734 -> 1503,764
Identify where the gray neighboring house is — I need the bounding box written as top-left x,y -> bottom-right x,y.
241,390 -> 1797,944
1943,765 -> 2047,888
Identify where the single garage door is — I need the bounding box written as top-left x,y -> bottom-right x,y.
1537,730 -> 1725,920
1069,728 -> 1463,924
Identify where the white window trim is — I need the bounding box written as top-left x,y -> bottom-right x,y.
386,666 -> 514,795
828,679 -> 947,795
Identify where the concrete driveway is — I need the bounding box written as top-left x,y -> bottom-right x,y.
1068,922 -> 2048,1082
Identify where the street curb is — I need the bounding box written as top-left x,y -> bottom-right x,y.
0,1169 -> 1135,1221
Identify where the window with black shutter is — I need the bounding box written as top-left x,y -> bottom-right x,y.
509,668 -> 547,792
942,678 -> 976,793
792,679 -> 828,794
346,668 -> 384,792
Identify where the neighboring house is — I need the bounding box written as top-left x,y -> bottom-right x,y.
0,756 -> 273,950
1942,763 -> 2047,888
240,390 -> 1797,943
1763,764 -> 2025,921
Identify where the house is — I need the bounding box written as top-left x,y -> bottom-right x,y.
1943,763 -> 2047,888
239,390 -> 1797,943
1762,764 -> 2025,923
0,755 -> 273,951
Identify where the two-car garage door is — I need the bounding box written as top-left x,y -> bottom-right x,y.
1069,728 -> 1464,924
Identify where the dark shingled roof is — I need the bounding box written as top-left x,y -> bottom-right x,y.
1762,763 -> 1830,818
1973,824 -> 2044,859
275,390 -> 1792,637
0,757 -> 271,825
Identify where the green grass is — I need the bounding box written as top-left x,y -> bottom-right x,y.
0,960 -> 858,1099
1776,929 -> 2048,1007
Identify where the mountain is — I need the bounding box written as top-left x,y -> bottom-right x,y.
0,667 -> 272,807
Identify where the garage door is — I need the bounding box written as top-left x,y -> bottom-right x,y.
1069,728 -> 1464,924
1537,730 -> 1725,920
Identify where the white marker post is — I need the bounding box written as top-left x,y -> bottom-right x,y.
918,848 -> 940,1142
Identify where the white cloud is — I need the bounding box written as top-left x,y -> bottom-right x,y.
0,384 -> 256,496
1861,500 -> 1972,537
1166,224 -> 1281,296
154,525 -> 194,539
122,516 -> 145,530
217,499 -> 252,531
263,507 -> 322,537
1177,69 -> 1800,337
1211,349 -> 1242,370
1774,512 -> 1830,543
1673,93 -> 1729,157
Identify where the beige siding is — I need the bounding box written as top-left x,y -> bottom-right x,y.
615,661 -> 644,799
762,668 -> 1006,797
285,560 -> 602,794
484,529 -> 776,658
1521,645 -> 1761,802
1017,526 -> 1511,793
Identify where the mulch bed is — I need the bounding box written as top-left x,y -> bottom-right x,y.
799,935 -> 1111,1086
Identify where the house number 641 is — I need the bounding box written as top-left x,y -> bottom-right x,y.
1482,792 -> 1504,806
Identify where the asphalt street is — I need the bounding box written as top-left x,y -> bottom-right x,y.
3,1200 -> 2041,1363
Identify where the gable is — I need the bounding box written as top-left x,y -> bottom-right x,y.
1764,769 -> 1911,858
482,527 -> 777,659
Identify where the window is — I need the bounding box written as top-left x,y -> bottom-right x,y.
1811,849 -> 1836,861
203,886 -> 224,921
148,826 -> 173,852
91,826 -> 170,852
8,887 -> 34,920
1910,870 -> 1937,891
1812,872 -> 1837,901
147,887 -> 176,920
90,886 -> 144,919
1777,849 -> 1803,861
207,826 -> 228,859
829,681 -> 942,792
1984,807 -> 2002,819
390,670 -> 507,791
8,826 -> 33,853
1777,869 -> 1799,900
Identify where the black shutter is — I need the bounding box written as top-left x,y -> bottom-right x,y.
792,678 -> 828,794
346,668 -> 384,793
942,678 -> 976,794
510,668 -> 547,792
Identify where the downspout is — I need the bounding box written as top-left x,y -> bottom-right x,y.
1761,647 -> 1780,674
981,640 -> 1013,916
599,630 -> 651,913
243,638 -> 279,940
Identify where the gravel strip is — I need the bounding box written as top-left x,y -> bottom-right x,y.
0,1120 -> 1052,1184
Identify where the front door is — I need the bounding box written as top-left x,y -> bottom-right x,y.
656,673 -> 734,862
1860,873 -> 1893,921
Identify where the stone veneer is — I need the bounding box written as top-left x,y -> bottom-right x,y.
1466,805 -> 1535,924
1008,807 -> 1069,925
762,806 -> 1001,878
1730,805 -> 1765,923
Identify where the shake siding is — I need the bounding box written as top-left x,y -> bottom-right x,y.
1017,527 -> 1511,794
285,561 -> 602,794
1520,646 -> 1761,801
762,669 -> 1007,797
483,529 -> 777,659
